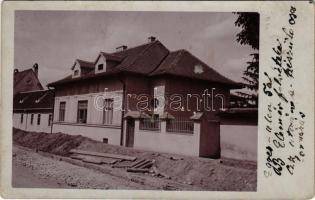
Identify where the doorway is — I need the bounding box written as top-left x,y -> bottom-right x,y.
125,119 -> 135,147
199,120 -> 220,158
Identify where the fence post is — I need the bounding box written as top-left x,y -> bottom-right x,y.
193,121 -> 200,135
160,119 -> 166,134
135,119 -> 140,133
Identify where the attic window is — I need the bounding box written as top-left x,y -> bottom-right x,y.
194,64 -> 204,74
74,70 -> 79,76
98,64 -> 104,71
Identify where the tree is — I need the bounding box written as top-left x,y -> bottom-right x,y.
234,12 -> 259,107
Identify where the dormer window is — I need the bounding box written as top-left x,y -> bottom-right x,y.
74,70 -> 79,76
98,64 -> 104,71
95,54 -> 107,74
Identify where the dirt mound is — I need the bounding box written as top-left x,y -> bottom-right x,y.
13,129 -> 257,190
77,139 -> 257,191
13,128 -> 88,156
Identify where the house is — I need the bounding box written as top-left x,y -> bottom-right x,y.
13,63 -> 43,95
13,89 -> 54,133
13,64 -> 54,133
47,37 -> 242,158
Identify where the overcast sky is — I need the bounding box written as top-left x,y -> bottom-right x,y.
15,11 -> 255,88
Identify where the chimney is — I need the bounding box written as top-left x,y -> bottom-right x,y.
148,36 -> 156,43
14,69 -> 19,73
33,63 -> 38,77
116,45 -> 128,52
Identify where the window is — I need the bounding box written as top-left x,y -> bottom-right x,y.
74,70 -> 79,76
48,114 -> 52,126
77,100 -> 88,123
37,114 -> 41,125
20,114 -> 23,124
30,114 -> 34,125
98,64 -> 104,71
151,98 -> 159,109
103,138 -> 108,143
59,102 -> 66,121
103,99 -> 113,125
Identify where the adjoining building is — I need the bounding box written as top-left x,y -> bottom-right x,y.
13,64 -> 54,133
13,90 -> 54,133
13,63 -> 43,95
47,37 -> 246,158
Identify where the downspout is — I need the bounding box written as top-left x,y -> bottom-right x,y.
118,76 -> 126,146
48,86 -> 55,134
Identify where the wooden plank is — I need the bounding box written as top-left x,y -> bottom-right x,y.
134,160 -> 151,169
138,161 -> 153,169
70,149 -> 137,161
126,168 -> 150,173
71,153 -> 120,164
82,157 -> 103,164
131,159 -> 146,168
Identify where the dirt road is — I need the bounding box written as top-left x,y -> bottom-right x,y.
12,129 -> 257,191
12,146 -> 195,190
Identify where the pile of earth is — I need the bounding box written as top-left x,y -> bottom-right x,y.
13,128 -> 257,191
13,128 -> 88,156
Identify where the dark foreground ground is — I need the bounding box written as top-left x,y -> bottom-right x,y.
12,128 -> 257,191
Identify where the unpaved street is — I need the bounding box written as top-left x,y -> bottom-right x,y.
12,146 -> 196,190
12,129 -> 257,191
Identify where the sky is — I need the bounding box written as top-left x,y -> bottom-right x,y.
14,11 -> 256,88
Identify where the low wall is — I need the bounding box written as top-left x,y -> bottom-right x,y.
52,123 -> 121,145
220,124 -> 257,161
133,120 -> 200,156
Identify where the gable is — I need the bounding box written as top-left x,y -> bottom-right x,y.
72,61 -> 81,78
95,54 -> 106,74
14,69 -> 44,94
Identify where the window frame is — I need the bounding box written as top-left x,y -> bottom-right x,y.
20,114 -> 23,124
37,114 -> 41,125
30,114 -> 34,125
98,64 -> 104,71
103,98 -> 114,125
59,102 -> 66,122
77,100 -> 88,124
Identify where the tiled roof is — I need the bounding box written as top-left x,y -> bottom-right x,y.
100,52 -> 123,62
48,40 -> 241,88
150,50 -> 241,87
14,68 -> 44,94
13,90 -> 54,111
14,69 -> 32,85
48,41 -> 169,86
71,59 -> 94,70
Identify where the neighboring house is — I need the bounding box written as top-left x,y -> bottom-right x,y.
47,37 -> 242,158
13,63 -> 54,133
14,63 -> 44,95
13,90 -> 54,133
229,93 -> 258,108
218,108 -> 258,161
